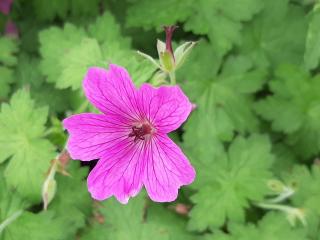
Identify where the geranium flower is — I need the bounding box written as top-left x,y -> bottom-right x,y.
63,64 -> 195,203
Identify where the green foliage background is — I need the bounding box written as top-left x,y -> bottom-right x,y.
1,0 -> 320,239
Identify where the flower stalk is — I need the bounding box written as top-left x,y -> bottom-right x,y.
254,179 -> 305,226
266,179 -> 295,203
42,150 -> 71,210
256,202 -> 306,226
0,210 -> 23,235
169,71 -> 176,85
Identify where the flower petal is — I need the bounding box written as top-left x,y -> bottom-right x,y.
143,134 -> 195,202
83,64 -> 141,121
87,140 -> 146,204
63,113 -> 131,161
138,84 -> 192,133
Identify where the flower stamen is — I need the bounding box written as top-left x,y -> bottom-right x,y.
129,122 -> 155,142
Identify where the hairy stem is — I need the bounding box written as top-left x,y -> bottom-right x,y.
169,72 -> 176,85
256,202 -> 293,212
0,210 -> 23,234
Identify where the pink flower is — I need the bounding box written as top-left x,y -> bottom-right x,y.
0,0 -> 13,15
63,64 -> 195,204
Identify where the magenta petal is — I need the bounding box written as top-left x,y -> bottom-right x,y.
63,64 -> 196,204
138,84 -> 192,133
63,113 -> 131,161
143,134 -> 195,202
87,140 -> 146,204
83,64 -> 140,121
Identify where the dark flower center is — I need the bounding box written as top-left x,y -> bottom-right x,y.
129,122 -> 154,141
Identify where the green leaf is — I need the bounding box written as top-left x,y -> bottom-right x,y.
304,4 -> 320,70
32,0 -> 100,21
0,90 -> 55,202
218,55 -> 267,94
0,162 -> 92,240
69,0 -> 100,17
0,167 -> 28,231
127,0 -> 263,56
178,40 -> 222,101
3,211 -> 67,240
32,0 -> 69,21
188,135 -> 274,231
0,167 -> 67,240
183,89 -> 233,184
183,55 -> 266,150
238,0 -> 307,68
15,54 -> 75,113
15,55 -> 43,88
101,43 -> 156,87
272,144 -> 297,175
255,64 -> 320,158
284,165 -> 320,219
183,0 -> 263,57
279,164 -> 320,238
183,56 -> 268,199
207,212 -> 308,240
126,0 -> 193,30
0,37 -> 18,66
39,23 -> 86,84
0,67 -> 13,98
88,11 -> 156,87
88,11 -> 131,47
81,193 -> 195,240
48,161 -> 92,239
39,14 -> 148,91
57,38 -> 103,90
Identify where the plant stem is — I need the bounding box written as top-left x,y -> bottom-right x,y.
169,72 -> 176,85
268,187 -> 295,203
256,202 -> 293,212
0,210 -> 23,234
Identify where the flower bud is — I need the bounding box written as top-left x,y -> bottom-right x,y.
267,179 -> 285,193
137,25 -> 196,84
42,161 -> 57,210
174,203 -> 190,215
286,208 -> 306,226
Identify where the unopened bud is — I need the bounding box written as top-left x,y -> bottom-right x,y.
157,38 -> 175,73
267,179 -> 295,203
42,162 -> 57,210
191,103 -> 197,111
93,212 -> 105,224
164,25 -> 178,58
287,208 -> 307,226
175,203 -> 190,215
137,25 -> 196,84
267,179 -> 285,193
